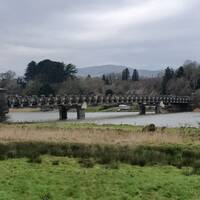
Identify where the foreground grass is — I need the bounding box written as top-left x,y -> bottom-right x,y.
0,122 -> 200,199
0,156 -> 200,200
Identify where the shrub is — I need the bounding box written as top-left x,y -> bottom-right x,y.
40,193 -> 52,200
105,161 -> 119,169
52,160 -> 59,166
7,150 -> 17,158
28,153 -> 42,164
142,124 -> 156,132
182,168 -> 192,176
78,158 -> 95,168
1,141 -> 200,169
192,160 -> 200,175
0,155 -> 7,160
161,127 -> 166,132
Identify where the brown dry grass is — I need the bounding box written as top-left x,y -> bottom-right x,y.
0,125 -> 195,145
9,108 -> 41,113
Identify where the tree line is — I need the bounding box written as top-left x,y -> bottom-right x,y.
0,59 -> 200,107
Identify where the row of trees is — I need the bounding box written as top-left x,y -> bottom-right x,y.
102,68 -> 139,83
22,60 -> 77,95
25,60 -> 77,83
122,68 -> 139,81
0,60 -> 200,106
161,61 -> 200,95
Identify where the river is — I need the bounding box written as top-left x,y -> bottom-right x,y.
7,111 -> 200,128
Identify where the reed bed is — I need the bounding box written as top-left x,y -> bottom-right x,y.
0,123 -> 199,167
0,125 -> 195,145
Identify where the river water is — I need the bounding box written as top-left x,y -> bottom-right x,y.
7,111 -> 200,128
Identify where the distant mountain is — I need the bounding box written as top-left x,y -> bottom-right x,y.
77,65 -> 161,78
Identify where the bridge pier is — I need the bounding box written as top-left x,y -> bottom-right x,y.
59,105 -> 86,120
59,106 -> 68,120
77,107 -> 85,120
155,105 -> 162,114
139,104 -> 146,115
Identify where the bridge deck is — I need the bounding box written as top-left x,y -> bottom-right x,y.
7,95 -> 191,108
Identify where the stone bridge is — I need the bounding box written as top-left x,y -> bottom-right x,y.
7,95 -> 192,120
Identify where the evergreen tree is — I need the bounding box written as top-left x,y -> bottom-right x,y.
175,66 -> 185,78
64,63 -> 77,80
102,74 -> 106,82
132,69 -> 139,81
86,74 -> 91,79
24,60 -> 77,83
25,61 -> 37,81
122,68 -> 130,81
161,67 -> 174,94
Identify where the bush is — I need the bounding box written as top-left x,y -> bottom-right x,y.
0,142 -> 200,168
192,160 -> 200,175
182,168 -> 192,176
142,124 -> 156,132
52,160 -> 60,166
40,193 -> 52,200
7,150 -> 17,158
105,161 -> 119,169
28,153 -> 42,164
78,158 -> 95,168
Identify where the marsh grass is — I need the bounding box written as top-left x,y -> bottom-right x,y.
0,122 -> 199,168
0,124 -> 198,145
0,141 -> 199,168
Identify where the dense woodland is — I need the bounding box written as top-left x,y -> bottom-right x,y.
0,59 -> 200,107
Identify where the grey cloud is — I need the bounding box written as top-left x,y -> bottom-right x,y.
0,0 -> 200,74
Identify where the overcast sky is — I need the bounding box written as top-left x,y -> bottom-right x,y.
0,0 -> 200,74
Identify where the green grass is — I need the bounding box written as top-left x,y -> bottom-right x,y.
0,123 -> 200,199
0,156 -> 200,200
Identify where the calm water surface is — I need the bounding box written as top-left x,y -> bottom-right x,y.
8,111 -> 200,128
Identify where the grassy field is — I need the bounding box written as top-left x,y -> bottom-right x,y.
0,122 -> 200,199
0,156 -> 200,200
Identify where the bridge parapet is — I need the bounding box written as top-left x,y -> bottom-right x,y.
7,95 -> 191,108
6,94 -> 192,120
